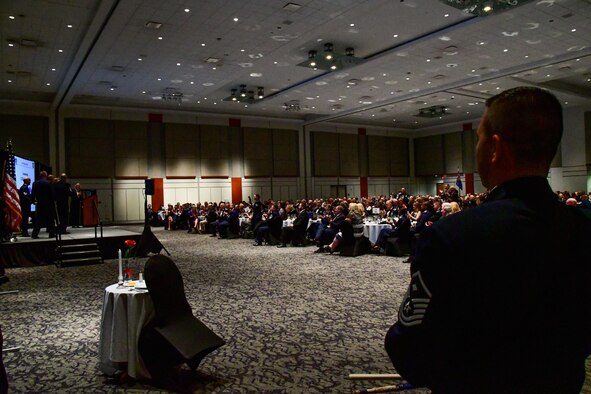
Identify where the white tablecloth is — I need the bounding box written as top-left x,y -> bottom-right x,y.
363,223 -> 392,244
99,284 -> 155,379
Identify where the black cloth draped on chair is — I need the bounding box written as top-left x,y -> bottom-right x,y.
138,255 -> 225,383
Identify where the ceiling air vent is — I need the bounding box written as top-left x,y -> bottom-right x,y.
283,3 -> 302,11
144,21 -> 163,30
111,65 -> 125,72
20,39 -> 39,47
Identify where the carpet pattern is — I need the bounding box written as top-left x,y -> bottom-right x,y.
1,227 -> 589,393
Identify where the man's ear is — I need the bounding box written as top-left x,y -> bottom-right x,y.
491,134 -> 502,164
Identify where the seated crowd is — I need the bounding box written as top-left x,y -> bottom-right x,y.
144,187 -> 591,257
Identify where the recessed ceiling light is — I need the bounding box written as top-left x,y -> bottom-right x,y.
201,43 -> 206,47
233,17 -> 239,22
525,55 -> 529,58
350,23 -> 355,27
110,87 -> 115,91
240,49 -> 245,52
587,78 -> 591,82
426,59 -> 431,62
427,81 -> 432,84
393,34 -> 398,38
439,36 -> 451,41
444,13 -> 449,17
8,43 -> 14,47
176,62 -> 181,66
576,58 -> 580,61
212,66 -> 217,70
190,81 -> 194,84
546,74 -> 551,77
46,83 -> 51,86
273,61 -> 278,64
564,101 -> 568,105
157,78 -> 161,81
9,16 -> 15,20
158,36 -> 163,40
184,8 -> 190,12
67,24 -> 73,28
503,49 -> 508,52
214,102 -> 217,104
244,104 -> 248,107
142,90 -> 146,94
138,58 -> 142,61
58,49 -> 63,53
51,68 -> 56,71
406,77 -> 410,80
250,72 -> 263,77
571,28 -> 576,32
8,80 -> 12,83
197,101 -> 201,104
483,5 -> 493,12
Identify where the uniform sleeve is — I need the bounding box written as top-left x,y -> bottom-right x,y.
384,225 -> 454,387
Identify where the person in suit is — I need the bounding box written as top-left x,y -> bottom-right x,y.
69,182 -> 84,228
18,177 -> 33,237
31,171 -> 55,239
53,173 -> 72,234
277,202 -> 309,247
385,87 -> 591,394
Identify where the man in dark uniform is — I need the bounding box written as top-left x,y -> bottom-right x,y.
18,177 -> 32,237
385,87 -> 591,394
31,171 -> 55,239
53,173 -> 72,234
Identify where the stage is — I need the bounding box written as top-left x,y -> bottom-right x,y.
0,226 -> 142,268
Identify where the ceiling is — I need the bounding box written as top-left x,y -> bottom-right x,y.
1,0 -> 590,131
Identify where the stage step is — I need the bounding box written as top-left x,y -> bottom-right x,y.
55,242 -> 103,268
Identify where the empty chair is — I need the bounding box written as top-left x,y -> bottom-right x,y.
138,255 -> 225,384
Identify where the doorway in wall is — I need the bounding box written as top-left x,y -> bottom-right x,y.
330,185 -> 347,198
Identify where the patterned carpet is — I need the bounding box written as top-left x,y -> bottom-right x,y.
1,226 -> 589,393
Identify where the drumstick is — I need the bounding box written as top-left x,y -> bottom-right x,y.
354,383 -> 414,394
348,374 -> 402,380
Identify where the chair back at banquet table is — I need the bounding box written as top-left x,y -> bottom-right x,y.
139,255 -> 225,376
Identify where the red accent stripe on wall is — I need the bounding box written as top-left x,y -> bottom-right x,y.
149,113 -> 163,123
465,173 -> 474,194
360,176 -> 368,198
229,118 -> 241,127
462,122 -> 472,131
231,177 -> 242,203
152,178 -> 164,210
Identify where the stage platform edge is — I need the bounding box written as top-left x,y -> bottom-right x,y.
0,227 -> 142,268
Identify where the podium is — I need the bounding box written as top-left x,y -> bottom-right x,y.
83,195 -> 99,226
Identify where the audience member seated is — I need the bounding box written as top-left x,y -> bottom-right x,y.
314,204 -> 346,253
324,202 -> 364,253
253,204 -> 280,246
277,202 -> 309,247
372,207 -> 411,252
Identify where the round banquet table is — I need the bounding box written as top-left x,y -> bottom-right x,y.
99,284 -> 154,379
363,223 -> 392,245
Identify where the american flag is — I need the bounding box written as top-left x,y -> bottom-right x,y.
3,141 -> 22,233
